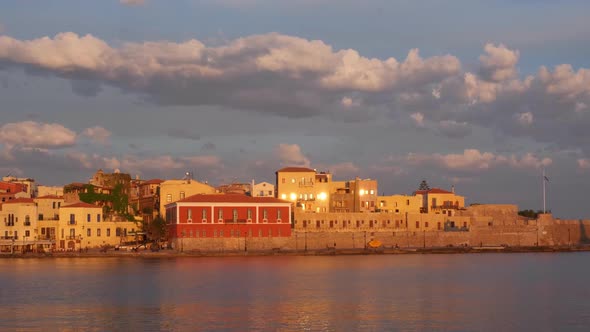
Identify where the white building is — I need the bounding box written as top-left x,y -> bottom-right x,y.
251,181 -> 275,197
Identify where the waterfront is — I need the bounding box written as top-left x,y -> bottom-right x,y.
1,253 -> 589,331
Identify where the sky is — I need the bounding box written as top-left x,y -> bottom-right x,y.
1,0 -> 590,218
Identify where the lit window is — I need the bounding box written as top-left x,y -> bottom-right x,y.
291,178 -> 296,183
281,194 -> 287,199
166,194 -> 172,202
290,193 -> 297,200
370,189 -> 375,195
180,191 -> 185,199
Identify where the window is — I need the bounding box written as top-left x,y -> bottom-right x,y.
247,209 -> 252,220
406,200 -> 409,206
263,209 -> 268,220
166,194 -> 172,202
202,209 -> 207,220
425,222 -> 429,228
291,178 -> 296,183
370,189 -> 375,195
39,214 -> 44,221
233,209 -> 238,222
310,193 -> 314,199
87,228 -> 91,237
220,230 -> 224,237
107,228 -> 111,236
268,191 -> 272,195
282,178 -> 285,184
69,214 -> 75,225
25,230 -> 30,237
25,215 -> 30,226
87,214 -> 91,222
97,229 -> 101,237
188,209 -> 192,220
180,191 -> 185,199
52,202 -> 56,209
218,209 -> 223,220
416,221 -> 420,229
277,209 -> 282,220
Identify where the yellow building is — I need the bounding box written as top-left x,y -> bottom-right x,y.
58,202 -> 138,250
331,177 -> 378,213
378,195 -> 422,215
158,179 -> 216,217
0,198 -> 41,252
414,187 -> 466,216
275,167 -> 332,213
34,195 -> 64,243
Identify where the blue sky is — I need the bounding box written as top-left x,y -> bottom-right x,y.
1,0 -> 590,217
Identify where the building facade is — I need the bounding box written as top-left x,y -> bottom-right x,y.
165,194 -> 292,240
414,187 -> 466,215
58,202 -> 138,250
251,181 -> 275,197
159,179 -> 216,217
275,167 -> 332,213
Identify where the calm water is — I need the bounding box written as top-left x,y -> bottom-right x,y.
1,253 -> 589,331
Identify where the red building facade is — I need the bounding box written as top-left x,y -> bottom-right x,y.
165,194 -> 292,239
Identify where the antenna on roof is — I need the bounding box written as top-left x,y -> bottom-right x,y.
184,171 -> 193,184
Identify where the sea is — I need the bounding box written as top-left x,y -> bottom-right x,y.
1,253 -> 589,331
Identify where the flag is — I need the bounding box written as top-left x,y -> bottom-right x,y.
544,176 -> 549,182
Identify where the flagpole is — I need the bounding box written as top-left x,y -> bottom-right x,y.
542,168 -> 546,214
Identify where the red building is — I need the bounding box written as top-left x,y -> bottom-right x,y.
165,194 -> 292,239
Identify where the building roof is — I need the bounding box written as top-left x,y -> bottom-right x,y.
276,167 -> 315,173
143,179 -> 164,185
62,202 -> 101,209
36,195 -> 64,199
414,188 -> 453,195
177,194 -> 289,204
2,198 -> 35,204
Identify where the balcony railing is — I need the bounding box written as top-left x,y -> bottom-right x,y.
224,218 -> 248,224
298,181 -> 314,187
66,235 -> 82,240
0,236 -> 18,240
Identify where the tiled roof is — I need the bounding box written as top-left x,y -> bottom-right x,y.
3,198 -> 35,204
36,195 -> 64,199
177,194 -> 288,204
62,202 -> 101,209
276,167 -> 315,173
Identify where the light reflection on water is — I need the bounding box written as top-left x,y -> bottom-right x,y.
1,253 -> 590,331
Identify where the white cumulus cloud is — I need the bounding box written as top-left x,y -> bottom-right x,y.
275,143 -> 310,167
0,121 -> 77,149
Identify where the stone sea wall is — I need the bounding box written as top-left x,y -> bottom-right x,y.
171,207 -> 590,252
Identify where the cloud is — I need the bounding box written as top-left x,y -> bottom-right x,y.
437,120 -> 471,138
120,0 -> 145,5
0,121 -> 77,149
82,126 -> 111,145
578,158 -> 590,170
410,112 -> 424,127
479,43 -> 519,82
515,112 -> 533,126
274,143 -> 310,167
1,32 -> 590,158
405,149 -> 551,172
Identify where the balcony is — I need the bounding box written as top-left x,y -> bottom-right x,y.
0,236 -> 18,240
24,222 -> 31,226
68,220 -> 77,225
66,235 -> 82,240
298,181 -> 314,187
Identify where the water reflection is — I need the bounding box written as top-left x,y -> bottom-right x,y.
1,254 -> 590,331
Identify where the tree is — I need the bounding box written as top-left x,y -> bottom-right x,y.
146,216 -> 167,243
418,180 -> 430,191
